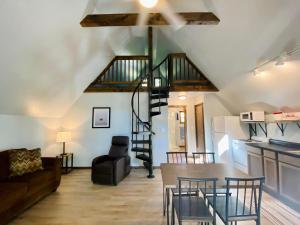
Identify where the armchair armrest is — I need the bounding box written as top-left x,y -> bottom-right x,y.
92,155 -> 109,167
112,157 -> 126,185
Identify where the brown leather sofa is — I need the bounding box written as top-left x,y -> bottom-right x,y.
0,149 -> 61,225
91,136 -> 131,185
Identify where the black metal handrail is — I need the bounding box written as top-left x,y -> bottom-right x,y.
131,55 -> 169,134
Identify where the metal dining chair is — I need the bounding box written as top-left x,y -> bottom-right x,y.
167,152 -> 188,164
193,152 -> 215,164
206,177 -> 265,225
164,152 -> 188,223
171,177 -> 217,225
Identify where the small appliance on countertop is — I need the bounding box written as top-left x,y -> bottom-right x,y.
240,111 -> 265,122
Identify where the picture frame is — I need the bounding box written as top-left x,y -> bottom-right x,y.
92,107 -> 111,128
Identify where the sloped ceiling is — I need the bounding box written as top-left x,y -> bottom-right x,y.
160,0 -> 300,114
0,0 -> 299,117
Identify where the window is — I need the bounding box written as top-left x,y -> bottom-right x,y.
179,111 -> 185,124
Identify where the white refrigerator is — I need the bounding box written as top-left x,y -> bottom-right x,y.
212,116 -> 247,164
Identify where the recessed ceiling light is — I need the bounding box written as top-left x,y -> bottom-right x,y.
138,0 -> 159,8
178,96 -> 186,100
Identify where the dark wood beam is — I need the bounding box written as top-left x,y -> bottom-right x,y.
80,12 -> 220,27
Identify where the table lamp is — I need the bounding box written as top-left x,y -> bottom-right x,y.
56,131 -> 71,155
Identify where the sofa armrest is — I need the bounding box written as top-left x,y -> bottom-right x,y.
41,157 -> 61,188
92,155 -> 109,167
42,157 -> 60,170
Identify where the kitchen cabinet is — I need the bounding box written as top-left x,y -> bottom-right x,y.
263,150 -> 278,193
246,141 -> 300,212
248,151 -> 264,177
264,158 -> 278,192
278,156 -> 300,207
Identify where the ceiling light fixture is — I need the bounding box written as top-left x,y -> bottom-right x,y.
249,47 -> 300,76
178,96 -> 186,100
138,0 -> 159,8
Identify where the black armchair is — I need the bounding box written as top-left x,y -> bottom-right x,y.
91,136 -> 131,185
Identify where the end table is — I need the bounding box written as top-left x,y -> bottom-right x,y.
57,153 -> 73,174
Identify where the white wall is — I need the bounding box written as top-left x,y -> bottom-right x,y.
0,115 -> 46,151
50,93 -> 168,167
251,120 -> 300,144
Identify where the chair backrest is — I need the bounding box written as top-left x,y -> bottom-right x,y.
108,136 -> 129,158
177,177 -> 217,223
224,177 -> 265,221
166,152 -> 188,164
192,152 -> 215,164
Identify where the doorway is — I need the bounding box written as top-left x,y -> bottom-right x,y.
168,106 -> 187,152
195,103 -> 205,152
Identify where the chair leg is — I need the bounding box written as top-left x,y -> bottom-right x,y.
163,187 -> 166,216
171,202 -> 175,225
167,188 -> 170,225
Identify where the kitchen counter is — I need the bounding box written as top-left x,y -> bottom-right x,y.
245,139 -> 300,212
246,140 -> 300,158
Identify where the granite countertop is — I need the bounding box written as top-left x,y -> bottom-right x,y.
246,142 -> 300,158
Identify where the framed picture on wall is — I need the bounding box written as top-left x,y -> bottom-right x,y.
92,107 -> 111,128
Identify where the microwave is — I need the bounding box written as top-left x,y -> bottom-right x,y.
240,111 -> 265,122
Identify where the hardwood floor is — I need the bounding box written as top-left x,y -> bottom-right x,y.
8,169 -> 298,225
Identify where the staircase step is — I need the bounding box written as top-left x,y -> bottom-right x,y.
150,111 -> 161,117
150,94 -> 169,100
132,140 -> 150,144
138,121 -> 150,126
150,102 -> 168,108
132,131 -> 151,135
151,88 -> 169,94
132,148 -> 150,153
136,154 -> 151,162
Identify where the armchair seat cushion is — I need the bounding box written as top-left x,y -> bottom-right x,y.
93,160 -> 114,175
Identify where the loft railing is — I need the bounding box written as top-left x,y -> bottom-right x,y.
90,55 -> 149,87
169,53 -> 213,87
85,53 -> 218,92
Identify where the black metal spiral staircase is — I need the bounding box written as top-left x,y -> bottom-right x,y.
131,56 -> 170,178
85,48 -> 218,179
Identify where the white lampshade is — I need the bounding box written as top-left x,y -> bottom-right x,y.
56,132 -> 71,143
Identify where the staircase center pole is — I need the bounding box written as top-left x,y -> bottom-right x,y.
147,27 -> 155,178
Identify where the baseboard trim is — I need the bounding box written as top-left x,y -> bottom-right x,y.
131,166 -> 161,169
72,166 -> 161,169
73,167 -> 91,169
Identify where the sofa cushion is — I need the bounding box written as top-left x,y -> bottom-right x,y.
9,148 -> 43,177
0,149 -> 27,181
0,182 -> 28,214
8,170 -> 55,196
93,160 -> 114,175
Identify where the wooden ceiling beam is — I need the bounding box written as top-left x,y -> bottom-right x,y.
80,12 -> 220,27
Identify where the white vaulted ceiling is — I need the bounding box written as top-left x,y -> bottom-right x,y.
0,0 -> 299,117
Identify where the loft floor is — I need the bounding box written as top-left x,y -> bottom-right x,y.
9,169 -> 299,225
